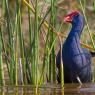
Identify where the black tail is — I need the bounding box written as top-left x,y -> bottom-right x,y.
90,52 -> 95,57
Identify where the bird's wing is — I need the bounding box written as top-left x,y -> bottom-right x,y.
82,48 -> 92,64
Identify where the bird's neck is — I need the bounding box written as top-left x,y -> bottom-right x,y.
63,21 -> 84,56
69,22 -> 84,38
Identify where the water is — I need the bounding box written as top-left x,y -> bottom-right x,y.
0,83 -> 95,95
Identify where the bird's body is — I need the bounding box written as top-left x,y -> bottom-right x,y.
56,11 -> 92,83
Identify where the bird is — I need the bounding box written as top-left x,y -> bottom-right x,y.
56,11 -> 95,83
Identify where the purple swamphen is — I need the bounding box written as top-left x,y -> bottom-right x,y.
56,11 -> 95,83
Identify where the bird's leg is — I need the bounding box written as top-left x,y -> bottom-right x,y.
76,76 -> 82,85
76,76 -> 83,89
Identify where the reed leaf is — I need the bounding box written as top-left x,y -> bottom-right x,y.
16,0 -> 27,84
0,27 -> 5,85
4,0 -> 16,84
33,0 -> 39,85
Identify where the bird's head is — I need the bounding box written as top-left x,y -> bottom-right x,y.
64,11 -> 84,25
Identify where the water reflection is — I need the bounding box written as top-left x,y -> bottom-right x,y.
0,84 -> 95,95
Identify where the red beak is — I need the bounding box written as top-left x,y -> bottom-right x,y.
64,11 -> 79,23
64,15 -> 72,23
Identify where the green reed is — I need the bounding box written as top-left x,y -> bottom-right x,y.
23,0 -> 59,84
0,27 -> 4,85
79,0 -> 95,49
46,0 -> 56,83
93,0 -> 95,12
33,0 -> 39,85
3,0 -> 16,84
27,0 -> 33,84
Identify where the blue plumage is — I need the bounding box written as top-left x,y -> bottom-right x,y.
56,11 -> 92,83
